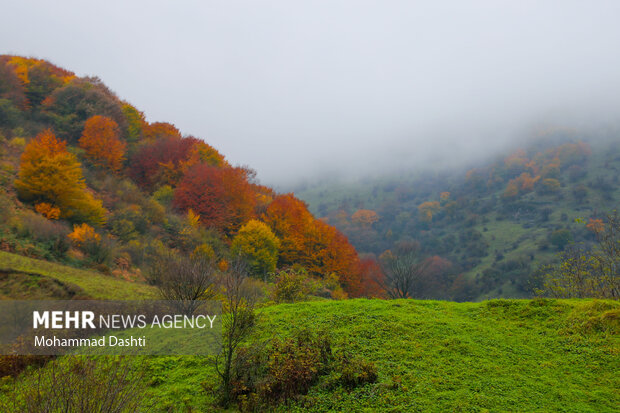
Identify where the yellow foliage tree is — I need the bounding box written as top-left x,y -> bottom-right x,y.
14,129 -> 106,225
231,219 -> 280,278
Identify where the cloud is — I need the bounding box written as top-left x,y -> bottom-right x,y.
2,0 -> 620,186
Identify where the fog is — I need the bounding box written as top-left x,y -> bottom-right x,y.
2,0 -> 620,187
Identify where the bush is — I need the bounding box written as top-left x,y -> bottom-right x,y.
0,356 -> 148,412
82,236 -> 115,267
272,269 -> 317,303
332,350 -> 378,390
223,328 -> 377,411
550,229 -> 572,250
0,354 -> 52,379
17,211 -> 71,258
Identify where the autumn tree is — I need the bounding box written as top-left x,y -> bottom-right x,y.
357,257 -> 386,298
351,209 -> 379,227
231,219 -> 280,278
503,172 -> 540,199
173,164 -> 256,234
41,77 -> 127,143
121,103 -> 145,143
181,139 -> 227,170
130,136 -> 198,189
418,201 -> 440,222
2,56 -> 75,109
143,121 -> 181,141
0,57 -> 28,109
14,129 -> 106,225
262,194 -> 314,266
263,194 -> 362,295
79,115 -> 126,172
538,178 -> 561,195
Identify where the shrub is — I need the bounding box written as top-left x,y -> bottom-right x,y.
68,223 -> 100,247
550,229 -> 572,250
34,202 -> 61,220
18,211 -> 71,258
332,350 -> 378,390
0,354 -> 52,379
152,184 -> 174,207
272,269 -> 317,303
81,235 -> 115,267
224,328 -> 377,411
0,356 -> 148,412
9,136 -> 25,148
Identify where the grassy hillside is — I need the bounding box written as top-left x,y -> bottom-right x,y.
6,298 -> 618,412
0,251 -> 155,299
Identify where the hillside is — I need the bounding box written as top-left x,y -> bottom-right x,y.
0,250 -> 155,300
0,55 -> 368,298
3,298 -> 619,412
294,135 -> 620,301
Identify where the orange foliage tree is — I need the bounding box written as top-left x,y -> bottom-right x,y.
351,209 -> 379,227
180,139 -> 228,171
143,122 -> 181,141
79,115 -> 126,172
418,201 -> 440,222
14,129 -> 106,225
503,172 -> 541,199
262,194 -> 362,295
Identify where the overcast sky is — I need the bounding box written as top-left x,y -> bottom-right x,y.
2,1 -> 620,186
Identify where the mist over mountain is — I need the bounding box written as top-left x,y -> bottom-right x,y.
2,1 -> 620,186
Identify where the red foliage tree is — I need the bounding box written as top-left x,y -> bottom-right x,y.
129,136 -> 199,189
357,257 -> 386,298
173,164 -> 256,234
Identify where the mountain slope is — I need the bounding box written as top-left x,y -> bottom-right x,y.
295,136 -> 620,301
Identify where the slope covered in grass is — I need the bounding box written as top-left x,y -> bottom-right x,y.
139,298 -> 619,412
0,251 -> 156,300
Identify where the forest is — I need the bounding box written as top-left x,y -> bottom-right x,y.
296,133 -> 620,301
0,55 -> 374,299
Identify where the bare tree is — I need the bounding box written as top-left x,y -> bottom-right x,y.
148,252 -> 218,315
380,241 -> 430,299
215,257 -> 260,406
